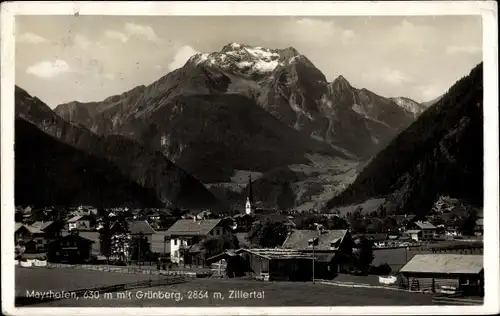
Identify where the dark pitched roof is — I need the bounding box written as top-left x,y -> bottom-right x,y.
165,219 -> 222,237
127,220 -> 156,235
31,221 -> 60,231
16,223 -> 43,234
109,220 -> 156,235
282,229 -> 348,250
400,254 -> 483,275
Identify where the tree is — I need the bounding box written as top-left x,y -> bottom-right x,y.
459,208 -> 478,236
352,237 -> 374,273
202,233 -> 239,259
247,220 -> 288,248
97,208 -> 113,263
129,234 -> 152,263
324,216 -> 349,230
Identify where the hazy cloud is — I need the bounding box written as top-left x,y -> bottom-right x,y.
341,29 -> 355,44
125,22 -> 160,42
103,73 -> 115,80
363,68 -> 412,86
284,18 -> 336,46
17,32 -> 48,44
74,34 -> 92,50
15,16 -> 483,107
446,45 -> 482,55
168,45 -> 199,71
26,59 -> 70,78
105,30 -> 128,43
419,84 -> 446,101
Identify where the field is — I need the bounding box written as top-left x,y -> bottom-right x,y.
15,267 -> 438,307
15,267 -> 162,297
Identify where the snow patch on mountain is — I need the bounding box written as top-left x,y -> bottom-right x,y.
187,43 -> 292,76
391,97 -> 425,117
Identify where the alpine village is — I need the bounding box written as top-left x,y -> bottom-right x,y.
14,42 -> 484,307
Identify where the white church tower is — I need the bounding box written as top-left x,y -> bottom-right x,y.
245,174 -> 255,215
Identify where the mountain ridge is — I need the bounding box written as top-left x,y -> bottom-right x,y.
326,62 -> 483,216
16,86 -> 226,212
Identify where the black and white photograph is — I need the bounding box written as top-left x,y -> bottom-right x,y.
1,1 -> 498,315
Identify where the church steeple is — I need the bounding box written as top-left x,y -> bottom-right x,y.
245,174 -> 254,215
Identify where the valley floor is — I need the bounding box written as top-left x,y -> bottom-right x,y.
13,267 -> 443,307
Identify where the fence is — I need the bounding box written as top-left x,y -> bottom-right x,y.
44,263 -> 211,278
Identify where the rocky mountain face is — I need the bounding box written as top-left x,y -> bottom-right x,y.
15,86 -> 225,212
53,43 -> 427,211
15,118 -> 162,208
390,97 -> 429,118
326,63 -> 483,217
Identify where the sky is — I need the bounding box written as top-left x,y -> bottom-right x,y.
15,15 -> 483,108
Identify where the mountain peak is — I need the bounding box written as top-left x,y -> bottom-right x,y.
331,75 -> 352,90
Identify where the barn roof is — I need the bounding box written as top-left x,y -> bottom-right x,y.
414,221 -> 436,230
399,254 -> 483,275
282,229 -> 348,250
165,219 -> 222,237
237,248 -> 326,260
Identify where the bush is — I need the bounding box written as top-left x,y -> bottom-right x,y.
368,263 -> 392,275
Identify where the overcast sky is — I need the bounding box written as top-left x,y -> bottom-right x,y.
15,15 -> 482,108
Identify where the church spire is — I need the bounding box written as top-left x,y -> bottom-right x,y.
245,174 -> 254,215
247,174 -> 254,203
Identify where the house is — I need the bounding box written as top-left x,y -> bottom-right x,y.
353,233 -> 389,248
393,214 -> 416,231
255,213 -> 297,230
408,221 -> 437,240
164,218 -> 230,264
235,248 -> 316,281
282,229 -> 354,274
405,229 -> 422,242
232,214 -> 255,232
399,254 -> 484,296
73,231 -> 101,259
474,218 -> 484,236
31,220 -> 65,239
67,214 -> 95,231
206,250 -> 249,278
46,233 -> 94,263
15,223 -> 44,253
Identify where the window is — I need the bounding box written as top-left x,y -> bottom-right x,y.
174,239 -> 177,246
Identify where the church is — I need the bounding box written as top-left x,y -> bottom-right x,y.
245,174 -> 255,215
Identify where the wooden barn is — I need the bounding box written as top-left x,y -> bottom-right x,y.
399,254 -> 484,296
